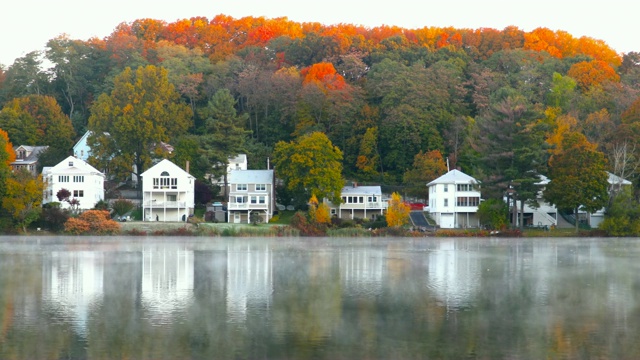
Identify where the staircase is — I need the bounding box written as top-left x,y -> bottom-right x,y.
409,211 -> 436,232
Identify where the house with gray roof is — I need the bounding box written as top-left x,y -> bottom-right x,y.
325,184 -> 387,220
227,169 -> 275,224
427,169 -> 481,228
141,159 -> 195,222
11,145 -> 49,176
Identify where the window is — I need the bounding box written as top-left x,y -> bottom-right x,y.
331,208 -> 337,215
236,196 -> 245,203
73,190 -> 84,197
59,176 -> 69,183
456,197 -> 480,207
237,184 -> 247,191
153,177 -> 177,189
256,184 -> 266,191
444,184 -> 448,192
69,161 -> 74,166
444,199 -> 448,207
359,197 -> 364,203
368,196 -> 378,202
457,184 -> 474,192
250,196 -> 257,204
258,196 -> 266,204
73,175 -> 84,182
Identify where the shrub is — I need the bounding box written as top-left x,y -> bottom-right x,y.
64,210 -> 120,235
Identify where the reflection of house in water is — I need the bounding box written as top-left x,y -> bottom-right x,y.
141,247 -> 194,322
427,240 -> 481,309
42,251 -> 104,337
226,244 -> 273,323
339,248 -> 386,296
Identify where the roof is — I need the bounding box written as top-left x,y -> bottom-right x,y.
607,172 -> 632,186
141,159 -> 194,178
427,169 -> 478,186
340,185 -> 381,195
228,169 -> 273,184
11,145 -> 49,165
44,156 -> 104,176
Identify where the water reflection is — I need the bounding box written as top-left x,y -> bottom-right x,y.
0,237 -> 639,359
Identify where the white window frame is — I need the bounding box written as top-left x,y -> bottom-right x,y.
237,184 -> 247,191
256,184 -> 266,191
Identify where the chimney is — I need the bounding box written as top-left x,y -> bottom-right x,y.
353,181 -> 357,188
185,160 -> 190,173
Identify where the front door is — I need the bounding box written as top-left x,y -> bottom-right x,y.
234,212 -> 241,223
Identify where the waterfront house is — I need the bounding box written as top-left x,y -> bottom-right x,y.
42,156 -> 105,210
141,159 -> 195,222
227,169 -> 275,224
427,169 -> 481,228
325,184 -> 387,220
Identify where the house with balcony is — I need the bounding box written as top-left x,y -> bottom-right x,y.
427,169 -> 481,228
227,169 -> 275,224
42,156 -> 105,210
11,145 -> 48,176
141,159 -> 195,222
326,184 -> 387,220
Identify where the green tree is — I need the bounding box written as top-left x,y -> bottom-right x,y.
355,127 -> 381,180
544,132 -> 609,231
87,65 -> 193,188
273,131 -> 343,205
2,169 -> 44,233
477,198 -> 509,230
199,88 -> 251,196
599,187 -> 640,236
402,150 -> 448,201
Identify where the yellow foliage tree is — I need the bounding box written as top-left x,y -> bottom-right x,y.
2,169 -> 44,233
308,194 -> 332,225
386,192 -> 410,228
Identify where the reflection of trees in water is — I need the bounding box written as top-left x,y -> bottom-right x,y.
2,240 -> 640,358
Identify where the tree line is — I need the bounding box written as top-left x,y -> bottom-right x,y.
0,15 -> 639,233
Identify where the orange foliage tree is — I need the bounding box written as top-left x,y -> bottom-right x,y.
64,210 -> 120,235
567,60 -> 620,91
0,129 -> 15,165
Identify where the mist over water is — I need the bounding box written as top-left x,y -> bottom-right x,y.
1,236 -> 639,359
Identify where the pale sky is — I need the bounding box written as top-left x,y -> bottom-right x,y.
1,0 -> 638,67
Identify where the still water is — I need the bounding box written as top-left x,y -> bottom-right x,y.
0,236 -> 639,359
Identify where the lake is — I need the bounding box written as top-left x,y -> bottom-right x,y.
0,236 -> 639,359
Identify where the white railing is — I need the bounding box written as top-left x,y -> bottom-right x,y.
228,203 -> 269,210
143,201 -> 187,208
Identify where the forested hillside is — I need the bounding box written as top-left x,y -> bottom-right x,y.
1,15 -> 639,202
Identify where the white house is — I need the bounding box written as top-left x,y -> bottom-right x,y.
326,184 -> 387,220
227,169 -> 275,224
11,145 -> 48,176
42,156 -> 105,210
141,159 -> 195,222
427,169 -> 481,228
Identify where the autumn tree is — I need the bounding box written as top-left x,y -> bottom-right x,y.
87,65 -> 193,189
544,132 -> 609,231
386,192 -> 410,228
599,187 -> 640,236
273,131 -> 343,206
0,95 -> 75,152
308,194 -> 331,225
2,169 -> 44,233
355,127 -> 381,180
402,150 -> 448,201
0,129 -> 15,199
